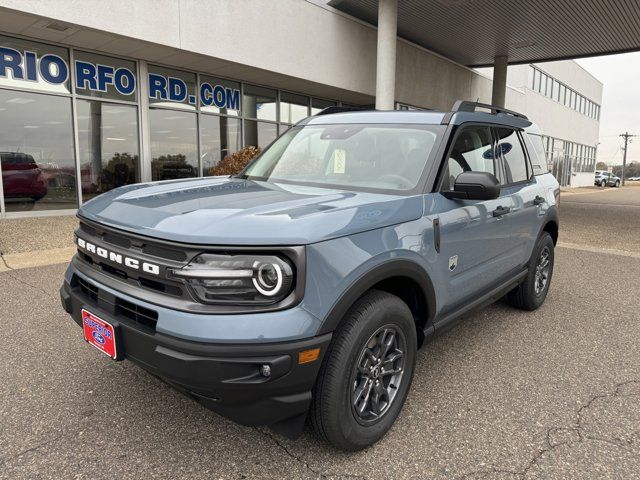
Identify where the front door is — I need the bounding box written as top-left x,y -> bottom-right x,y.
430,124 -> 517,313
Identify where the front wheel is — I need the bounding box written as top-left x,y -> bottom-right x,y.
310,290 -> 417,451
506,232 -> 555,311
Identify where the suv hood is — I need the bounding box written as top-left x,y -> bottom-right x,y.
78,177 -> 424,245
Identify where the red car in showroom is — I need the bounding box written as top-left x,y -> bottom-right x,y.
1,152 -> 48,201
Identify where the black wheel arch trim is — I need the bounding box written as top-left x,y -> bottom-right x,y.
538,205 -> 559,244
318,259 -> 437,336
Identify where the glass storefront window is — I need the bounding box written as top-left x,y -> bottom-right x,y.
148,65 -> 197,110
200,114 -> 242,175
149,109 -> 198,181
77,100 -> 139,200
0,35 -> 70,95
311,98 -> 337,115
74,51 -> 137,102
243,84 -> 277,121
200,75 -> 241,116
0,89 -> 76,212
244,120 -> 277,149
280,92 -> 309,123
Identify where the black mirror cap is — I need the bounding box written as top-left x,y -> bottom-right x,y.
442,171 -> 501,201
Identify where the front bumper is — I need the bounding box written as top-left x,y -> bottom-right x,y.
60,272 -> 331,430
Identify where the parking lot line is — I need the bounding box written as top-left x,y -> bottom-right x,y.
558,242 -> 640,259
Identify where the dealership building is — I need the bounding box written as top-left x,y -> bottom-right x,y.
0,0 -> 628,218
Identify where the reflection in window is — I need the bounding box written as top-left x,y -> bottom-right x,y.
244,120 -> 278,149
0,35 -> 70,95
77,100 -> 139,200
200,115 -> 241,175
242,84 -> 277,121
149,109 -> 198,181
280,92 -> 309,123
0,89 -> 76,212
495,128 -> 529,183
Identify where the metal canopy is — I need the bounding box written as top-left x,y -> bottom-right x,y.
328,0 -> 640,67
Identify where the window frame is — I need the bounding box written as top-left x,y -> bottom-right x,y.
435,123 -> 503,193
493,127 -> 534,187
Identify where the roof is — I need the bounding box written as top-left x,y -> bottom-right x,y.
328,0 -> 640,67
300,109 -> 533,129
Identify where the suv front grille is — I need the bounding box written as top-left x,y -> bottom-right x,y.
72,274 -> 158,332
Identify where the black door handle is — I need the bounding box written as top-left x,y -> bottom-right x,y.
533,195 -> 546,206
492,206 -> 511,217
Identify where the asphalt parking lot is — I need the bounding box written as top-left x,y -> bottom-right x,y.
1,187 -> 639,479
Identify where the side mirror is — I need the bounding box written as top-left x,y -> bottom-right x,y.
442,171 -> 500,200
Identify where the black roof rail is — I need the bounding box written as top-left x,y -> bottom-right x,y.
450,100 -> 528,120
315,105 -> 365,116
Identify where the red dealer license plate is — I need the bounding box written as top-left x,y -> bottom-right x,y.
82,309 -> 118,359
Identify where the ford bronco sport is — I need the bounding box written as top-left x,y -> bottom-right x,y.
61,101 -> 560,451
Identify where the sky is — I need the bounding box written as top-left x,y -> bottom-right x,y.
575,53 -> 640,166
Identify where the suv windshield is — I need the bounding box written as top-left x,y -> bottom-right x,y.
241,123 -> 443,193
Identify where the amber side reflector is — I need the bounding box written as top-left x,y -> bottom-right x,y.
298,348 -> 321,364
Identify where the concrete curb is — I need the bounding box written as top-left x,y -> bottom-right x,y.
0,246 -> 76,272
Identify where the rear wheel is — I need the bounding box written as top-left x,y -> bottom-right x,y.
506,232 -> 555,311
615,180 -> 621,188
310,290 -> 417,451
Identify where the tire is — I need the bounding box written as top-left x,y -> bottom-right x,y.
506,232 -> 555,311
601,181 -> 607,188
310,290 -> 417,451
615,181 -> 620,188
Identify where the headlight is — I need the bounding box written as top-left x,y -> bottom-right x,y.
170,253 -> 294,305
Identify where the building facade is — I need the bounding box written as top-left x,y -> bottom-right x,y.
0,0 -> 602,218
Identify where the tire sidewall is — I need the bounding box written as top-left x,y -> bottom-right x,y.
327,293 -> 417,450
526,232 -> 555,308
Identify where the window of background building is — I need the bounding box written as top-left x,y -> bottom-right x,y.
243,84 -> 277,121
148,65 -> 196,110
77,100 -> 139,200
200,114 -> 241,175
311,98 -> 337,115
0,89 -> 76,212
243,119 -> 278,149
0,35 -> 70,95
74,51 -> 137,102
280,91 -> 309,124
149,109 -> 198,181
200,75 -> 240,116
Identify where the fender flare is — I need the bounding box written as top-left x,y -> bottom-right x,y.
317,259 -> 437,335
538,205 -> 559,244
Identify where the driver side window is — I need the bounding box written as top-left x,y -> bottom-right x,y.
440,126 -> 496,191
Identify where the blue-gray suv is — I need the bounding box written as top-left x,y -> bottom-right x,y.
60,101 -> 560,451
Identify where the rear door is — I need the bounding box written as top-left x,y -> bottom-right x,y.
495,127 -> 542,267
432,124 -> 517,312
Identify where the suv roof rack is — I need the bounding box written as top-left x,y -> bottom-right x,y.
450,100 -> 528,120
315,106 -> 365,116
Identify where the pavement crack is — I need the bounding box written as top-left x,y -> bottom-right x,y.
0,432 -> 65,467
0,252 -> 51,296
256,427 -> 329,479
456,379 -> 640,479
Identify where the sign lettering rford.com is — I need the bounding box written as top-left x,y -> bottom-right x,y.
76,237 -> 161,276
0,46 -> 240,108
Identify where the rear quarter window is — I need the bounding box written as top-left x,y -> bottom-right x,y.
525,133 -> 549,176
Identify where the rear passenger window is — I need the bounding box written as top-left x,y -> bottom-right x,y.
526,133 -> 549,175
440,126 -> 496,191
495,128 -> 529,183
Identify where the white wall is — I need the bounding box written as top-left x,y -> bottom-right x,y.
0,0 -> 523,110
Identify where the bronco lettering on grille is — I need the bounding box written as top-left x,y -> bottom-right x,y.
76,237 -> 161,276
